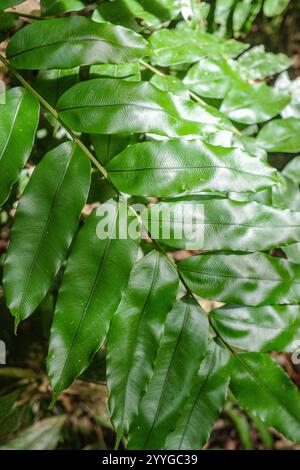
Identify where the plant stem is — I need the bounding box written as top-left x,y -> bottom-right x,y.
0,367 -> 38,379
13,12 -> 43,20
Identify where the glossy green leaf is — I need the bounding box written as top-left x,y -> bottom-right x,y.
0,87 -> 39,206
0,416 -> 66,450
90,62 -> 141,81
230,174 -> 300,211
211,304 -> 300,352
6,16 -> 150,70
142,196 -> 300,251
230,352 -> 300,443
183,57 -> 238,99
150,74 -> 190,99
48,200 -> 139,400
92,1 -> 140,31
242,0 -> 263,34
149,28 -> 248,66
179,252 -> 300,306
57,78 -> 233,137
232,134 -> 268,160
257,118 -> 300,153
132,0 -> 181,25
283,242 -> 300,264
220,82 -> 290,124
233,0 -> 254,32
107,139 -> 278,197
214,0 -> 235,30
282,156 -> 300,185
3,142 -> 91,326
0,0 -> 23,11
128,296 -> 209,450
239,46 -> 292,81
41,0 -> 85,15
93,0 -> 180,30
165,341 -> 230,450
107,251 -> 179,443
263,0 -> 290,17
272,175 -> 300,211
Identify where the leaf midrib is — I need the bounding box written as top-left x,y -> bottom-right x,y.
8,37 -> 140,60
180,266 -> 300,284
108,164 -> 272,180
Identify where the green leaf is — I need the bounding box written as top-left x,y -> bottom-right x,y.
142,196 -> 300,251
263,0 -> 290,17
6,16 -> 150,70
133,0 -> 181,25
107,251 -> 179,443
165,341 -> 230,450
92,1 -> 140,31
47,200 -> 139,400
183,57 -> 238,100
241,0 -> 263,34
211,304 -> 300,352
233,0 -> 254,33
282,156 -> 300,185
150,74 -> 190,99
3,142 -> 91,326
230,352 -> 300,443
214,0 -> 235,30
57,78 -> 230,137
93,0 -> 180,30
283,243 -> 300,264
238,46 -> 292,81
179,252 -> 300,306
233,134 -> 268,160
0,88 -> 39,207
107,139 -> 278,197
149,28 -> 248,66
41,0 -> 85,15
272,175 -> 300,211
90,62 -> 141,81
0,416 -> 66,450
128,296 -> 209,450
0,0 -> 23,11
257,118 -> 300,153
220,82 -> 290,124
